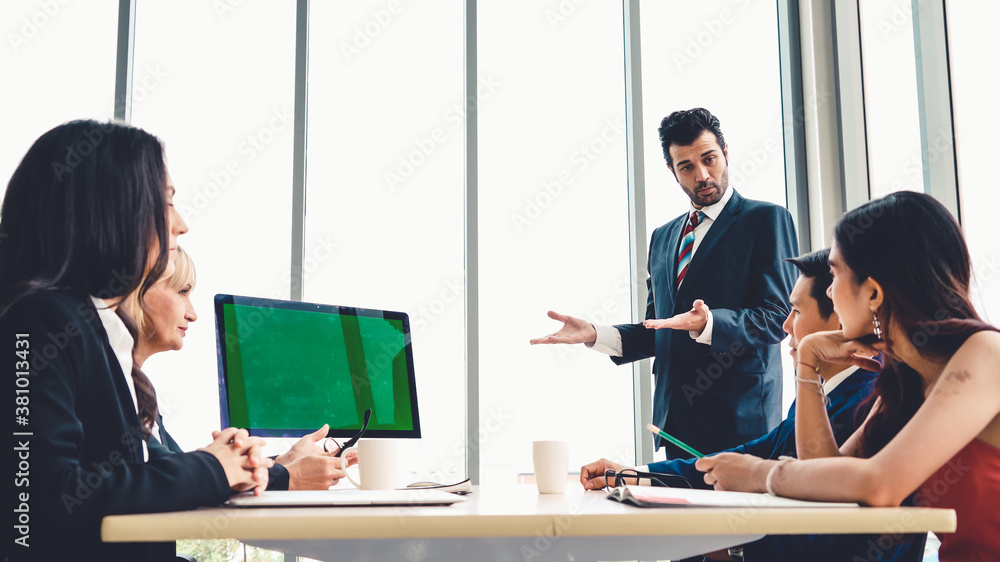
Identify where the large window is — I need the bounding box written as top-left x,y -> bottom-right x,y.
640,0 -> 788,232
303,0 -> 466,483
130,0 -> 296,451
947,1 -> 1000,323
858,0 -> 923,197
0,1 -> 118,205
478,0 -> 635,479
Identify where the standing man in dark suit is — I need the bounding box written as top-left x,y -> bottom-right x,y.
531,108 -> 798,458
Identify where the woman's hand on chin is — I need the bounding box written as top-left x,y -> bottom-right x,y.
796,330 -> 884,373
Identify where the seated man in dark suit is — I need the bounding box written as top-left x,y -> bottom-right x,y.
581,249 -> 919,561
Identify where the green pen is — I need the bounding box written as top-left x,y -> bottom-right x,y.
646,423 -> 705,458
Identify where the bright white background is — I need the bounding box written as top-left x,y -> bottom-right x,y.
946,1 -> 1000,326
0,1 -> 118,193
858,0 -> 924,198
477,0 -> 634,480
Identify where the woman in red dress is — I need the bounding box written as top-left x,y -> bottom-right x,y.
695,191 -> 1000,560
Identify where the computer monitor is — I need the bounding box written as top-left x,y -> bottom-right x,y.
214,294 -> 421,439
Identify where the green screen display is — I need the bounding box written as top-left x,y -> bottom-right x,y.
216,296 -> 420,438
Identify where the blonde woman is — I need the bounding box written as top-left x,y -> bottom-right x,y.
125,248 -> 357,490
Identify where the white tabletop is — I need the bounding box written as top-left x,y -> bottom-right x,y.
102,484 -> 955,561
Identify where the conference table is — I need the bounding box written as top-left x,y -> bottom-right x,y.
102,484 -> 955,561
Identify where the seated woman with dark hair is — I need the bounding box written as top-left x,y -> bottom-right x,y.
123,247 -> 357,490
696,191 -> 1000,560
1,120 -> 268,561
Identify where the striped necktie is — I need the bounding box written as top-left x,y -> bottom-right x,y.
676,210 -> 704,286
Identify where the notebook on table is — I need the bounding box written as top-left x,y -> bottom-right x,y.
607,485 -> 858,508
226,489 -> 468,508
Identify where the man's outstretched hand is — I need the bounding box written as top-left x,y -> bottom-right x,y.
643,299 -> 710,333
529,310 -> 598,345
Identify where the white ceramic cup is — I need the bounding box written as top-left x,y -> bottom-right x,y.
344,440 -> 399,490
532,440 -> 569,494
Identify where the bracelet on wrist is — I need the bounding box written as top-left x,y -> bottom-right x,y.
796,361 -> 821,375
793,374 -> 829,406
765,456 -> 794,496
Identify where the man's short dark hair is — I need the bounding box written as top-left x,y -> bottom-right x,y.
658,108 -> 726,167
785,248 -> 834,320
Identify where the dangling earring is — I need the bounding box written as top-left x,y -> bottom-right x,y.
871,308 -> 883,341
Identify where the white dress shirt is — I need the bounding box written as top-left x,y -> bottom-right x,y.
821,365 -> 858,395
90,296 -> 148,461
590,187 -> 736,356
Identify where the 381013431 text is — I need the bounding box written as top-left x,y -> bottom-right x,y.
13,332 -> 32,549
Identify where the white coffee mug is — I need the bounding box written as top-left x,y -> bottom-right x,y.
344,440 -> 399,490
532,440 -> 568,494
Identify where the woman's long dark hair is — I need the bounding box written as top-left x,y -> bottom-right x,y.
0,120 -> 169,436
834,191 -> 997,457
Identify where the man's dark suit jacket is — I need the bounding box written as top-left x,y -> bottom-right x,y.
3,291 -> 232,561
645,369 -> 922,561
614,190 -> 798,458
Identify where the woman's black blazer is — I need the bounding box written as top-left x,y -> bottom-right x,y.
4,290 -> 231,561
